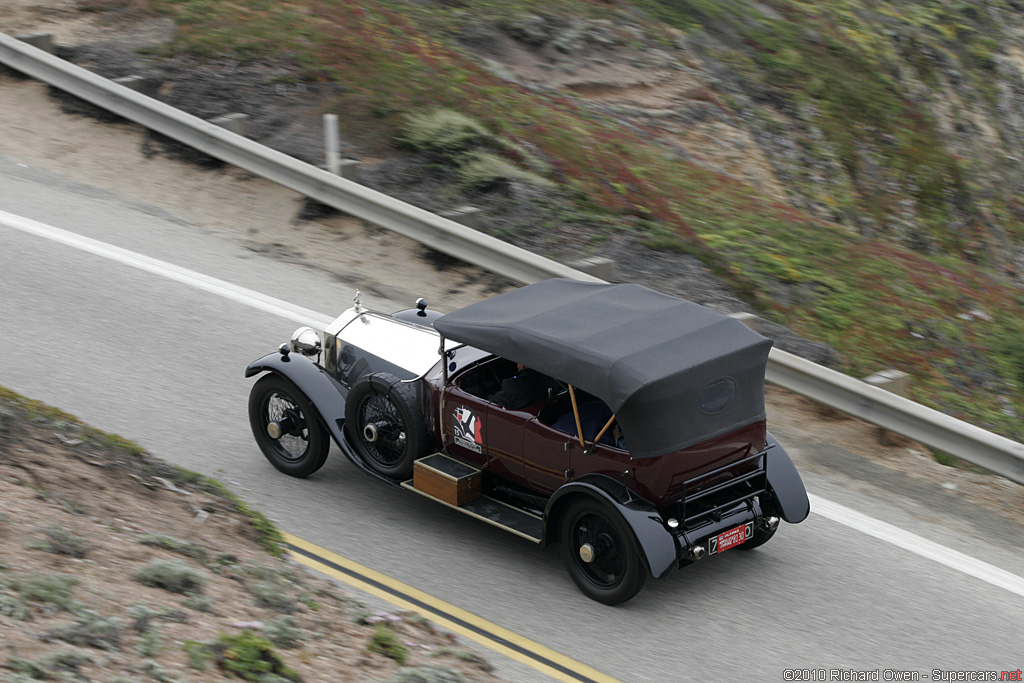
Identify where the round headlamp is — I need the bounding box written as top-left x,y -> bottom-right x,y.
289,326 -> 322,357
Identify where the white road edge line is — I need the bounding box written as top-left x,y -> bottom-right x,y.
809,494 -> 1024,598
1,209 -> 334,330
4,209 -> 1023,600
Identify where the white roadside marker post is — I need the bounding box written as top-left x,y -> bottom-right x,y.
324,113 -> 341,176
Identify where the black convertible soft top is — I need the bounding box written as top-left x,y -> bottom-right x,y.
434,279 -> 772,458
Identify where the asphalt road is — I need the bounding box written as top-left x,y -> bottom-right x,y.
2,154 -> 1022,682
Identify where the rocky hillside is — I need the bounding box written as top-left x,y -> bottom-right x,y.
0,387 -> 504,683
4,0 -> 1023,445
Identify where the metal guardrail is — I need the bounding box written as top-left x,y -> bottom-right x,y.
2,32 -> 1022,485
767,351 -> 1024,484
0,33 -> 600,288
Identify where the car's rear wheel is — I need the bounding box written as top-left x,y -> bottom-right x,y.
248,374 -> 330,477
560,497 -> 646,605
345,372 -> 429,480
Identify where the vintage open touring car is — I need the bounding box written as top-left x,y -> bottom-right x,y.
245,279 -> 810,604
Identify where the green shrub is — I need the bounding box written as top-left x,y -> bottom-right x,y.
28,524 -> 92,558
186,632 -> 302,680
182,594 -> 217,614
140,658 -> 174,682
10,573 -> 79,610
455,151 -> 553,191
135,625 -> 163,657
264,615 -> 307,648
367,624 -> 408,665
212,552 -> 240,570
248,583 -> 296,613
213,631 -> 300,682
234,562 -> 294,583
430,646 -> 489,666
397,109 -> 489,160
9,648 -> 93,679
135,533 -> 208,562
931,449 -> 966,468
493,136 -> 552,176
183,639 -> 212,671
0,594 -> 30,621
44,609 -> 123,650
127,602 -> 188,631
133,559 -> 208,595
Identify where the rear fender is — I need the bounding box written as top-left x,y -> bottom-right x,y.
765,432 -> 810,523
544,475 -> 678,579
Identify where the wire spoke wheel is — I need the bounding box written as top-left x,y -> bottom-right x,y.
248,374 -> 330,478
345,372 -> 428,480
264,393 -> 311,462
355,394 -> 408,466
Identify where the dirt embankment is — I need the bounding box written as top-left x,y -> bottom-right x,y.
0,388 -> 505,683
0,0 -> 840,366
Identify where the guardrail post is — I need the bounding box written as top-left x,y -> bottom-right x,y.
864,369 -> 911,445
322,114 -> 360,180
16,32 -> 53,53
567,257 -> 616,281
112,75 -> 158,97
337,159 -> 360,181
209,113 -> 250,137
324,113 -> 340,175
440,206 -> 483,229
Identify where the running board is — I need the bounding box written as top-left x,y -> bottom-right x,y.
402,454 -> 542,543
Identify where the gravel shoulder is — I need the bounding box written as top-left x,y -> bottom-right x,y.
0,75 -> 508,313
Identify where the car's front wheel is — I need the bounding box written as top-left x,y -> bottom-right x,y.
345,372 -> 429,480
248,374 -> 330,477
560,497 -> 646,605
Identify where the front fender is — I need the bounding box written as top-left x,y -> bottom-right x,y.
246,352 -> 393,484
246,352 -> 349,421
545,475 -> 678,579
765,432 -> 810,523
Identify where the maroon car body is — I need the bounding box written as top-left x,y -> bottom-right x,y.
246,280 -> 810,604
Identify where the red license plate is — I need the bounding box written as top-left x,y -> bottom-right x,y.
709,522 -> 752,554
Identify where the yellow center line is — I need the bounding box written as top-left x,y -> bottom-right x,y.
283,533 -> 622,683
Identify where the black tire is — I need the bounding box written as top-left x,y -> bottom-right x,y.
248,374 -> 330,477
738,522 -> 778,550
344,372 -> 429,480
559,497 -> 646,605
